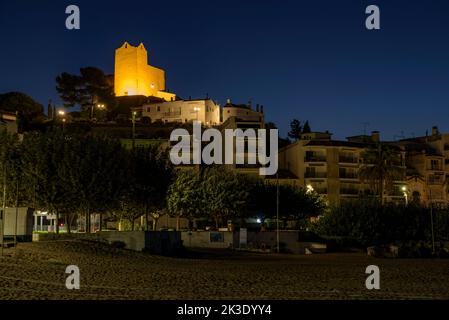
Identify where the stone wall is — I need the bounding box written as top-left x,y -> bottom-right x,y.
181,231 -> 234,249
32,231 -> 182,255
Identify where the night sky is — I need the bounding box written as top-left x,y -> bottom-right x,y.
1,0 -> 448,139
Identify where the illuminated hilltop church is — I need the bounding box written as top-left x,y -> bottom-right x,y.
114,41 -> 264,126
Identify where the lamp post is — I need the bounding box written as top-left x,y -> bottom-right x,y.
132,111 -> 137,150
58,110 -> 66,132
429,189 -> 436,254
92,103 -> 105,120
402,186 -> 408,205
306,184 -> 314,194
1,164 -> 6,257
276,172 -> 280,253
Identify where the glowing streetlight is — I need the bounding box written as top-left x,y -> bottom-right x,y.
58,110 -> 65,116
306,184 -> 314,194
402,186 -> 408,205
132,111 -> 137,150
91,103 -> 106,119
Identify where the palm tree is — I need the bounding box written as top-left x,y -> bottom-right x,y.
359,143 -> 405,204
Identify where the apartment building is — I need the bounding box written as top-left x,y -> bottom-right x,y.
396,126 -> 449,206
279,131 -> 407,206
137,99 -> 221,126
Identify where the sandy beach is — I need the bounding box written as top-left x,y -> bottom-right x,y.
0,240 -> 448,300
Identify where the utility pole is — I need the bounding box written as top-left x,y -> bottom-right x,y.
276,172 -> 280,254
429,189 -> 436,254
1,164 -> 6,256
14,178 -> 19,247
362,122 -> 370,136
132,111 -> 137,150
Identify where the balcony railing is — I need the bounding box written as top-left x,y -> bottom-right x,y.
304,156 -> 326,162
163,111 -> 182,117
314,188 -> 327,195
427,165 -> 443,171
428,179 -> 443,185
339,156 -> 358,163
340,188 -> 359,195
305,172 -> 327,178
339,173 -> 358,179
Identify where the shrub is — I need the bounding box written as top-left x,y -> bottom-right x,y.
110,241 -> 126,249
312,200 -> 449,247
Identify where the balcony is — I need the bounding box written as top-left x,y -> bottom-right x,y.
314,188 -> 327,195
427,165 -> 443,171
339,173 -> 358,179
339,156 -> 358,164
305,172 -> 327,178
304,155 -> 326,162
163,111 -> 182,118
340,188 -> 359,195
428,179 -> 443,185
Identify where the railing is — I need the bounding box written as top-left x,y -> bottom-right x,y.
304,156 -> 326,162
163,111 -> 182,117
314,188 -> 327,194
305,172 -> 327,178
427,165 -> 443,171
340,188 -> 359,195
339,173 -> 358,179
339,156 -> 358,163
428,179 -> 443,185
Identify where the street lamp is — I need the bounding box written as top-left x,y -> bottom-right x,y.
276,172 -> 280,253
132,111 -> 137,150
306,184 -> 314,194
1,163 -> 6,257
402,186 -> 408,205
58,110 -> 66,132
91,103 -> 106,119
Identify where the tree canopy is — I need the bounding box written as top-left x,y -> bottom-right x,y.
0,92 -> 45,131
56,67 -> 115,117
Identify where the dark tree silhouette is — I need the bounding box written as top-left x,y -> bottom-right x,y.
288,119 -> 302,141
302,120 -> 311,133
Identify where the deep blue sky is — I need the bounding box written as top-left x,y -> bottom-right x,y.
1,0 -> 448,139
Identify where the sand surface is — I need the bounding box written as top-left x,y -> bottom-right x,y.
0,240 -> 448,300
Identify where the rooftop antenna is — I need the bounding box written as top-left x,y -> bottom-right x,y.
394,131 -> 406,141
362,122 -> 370,135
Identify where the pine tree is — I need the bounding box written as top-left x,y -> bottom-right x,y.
303,120 -> 311,133
288,119 -> 302,141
